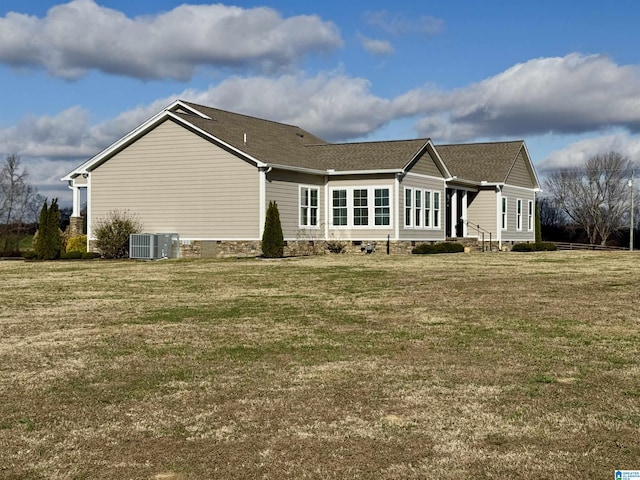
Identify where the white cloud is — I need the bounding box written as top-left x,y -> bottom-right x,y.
357,34 -> 394,56
539,131 -> 640,172
411,53 -> 640,142
365,10 -> 444,36
0,0 -> 342,80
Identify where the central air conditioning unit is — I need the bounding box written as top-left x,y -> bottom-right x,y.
130,233 -> 179,260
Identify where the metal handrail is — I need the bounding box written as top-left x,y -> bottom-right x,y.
461,219 -> 493,252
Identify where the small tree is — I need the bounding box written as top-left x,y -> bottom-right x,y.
261,201 -> 284,258
94,210 -> 142,259
535,201 -> 542,244
34,199 -> 62,260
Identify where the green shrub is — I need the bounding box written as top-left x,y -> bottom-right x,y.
22,250 -> 38,260
82,252 -> 101,259
60,251 -> 83,259
66,235 -> 87,253
94,210 -> 142,259
412,242 -> 464,254
512,242 -> 558,252
261,201 -> 284,258
33,199 -> 62,260
512,243 -> 536,252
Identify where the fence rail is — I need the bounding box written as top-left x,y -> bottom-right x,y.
554,242 -> 629,251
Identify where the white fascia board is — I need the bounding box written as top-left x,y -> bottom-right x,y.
522,142 -> 542,189
61,105 -> 267,183
403,140 -> 452,178
61,106 -> 178,181
167,100 -> 211,119
328,168 -> 403,176
266,163 -> 327,175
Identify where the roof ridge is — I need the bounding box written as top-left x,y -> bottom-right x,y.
307,138 -> 430,147
181,100 -> 304,130
436,140 -> 524,147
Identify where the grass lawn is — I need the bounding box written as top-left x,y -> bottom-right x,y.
0,251 -> 638,479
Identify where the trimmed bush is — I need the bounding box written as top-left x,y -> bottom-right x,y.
512,243 -> 536,252
82,252 -> 101,259
94,210 -> 142,259
66,235 -> 88,253
261,201 -> 284,258
512,242 -> 557,252
60,251 -> 83,259
412,242 -> 464,254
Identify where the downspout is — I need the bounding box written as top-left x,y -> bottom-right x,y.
258,166 -> 271,238
496,186 -> 502,251
394,173 -> 402,241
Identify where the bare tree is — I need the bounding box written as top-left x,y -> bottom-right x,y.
0,155 -> 44,253
544,151 -> 634,245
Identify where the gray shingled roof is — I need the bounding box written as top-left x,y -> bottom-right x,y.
436,141 -> 524,183
179,102 -> 429,171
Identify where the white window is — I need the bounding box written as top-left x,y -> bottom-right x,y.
501,197 -> 507,230
404,187 -> 441,230
405,188 -> 412,227
332,189 -> 347,226
516,199 -> 522,231
374,188 -> 390,226
299,186 -> 319,228
528,200 -> 534,231
425,191 -> 432,227
330,186 -> 392,228
353,189 -> 369,226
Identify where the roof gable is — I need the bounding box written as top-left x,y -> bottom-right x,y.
436,141 -> 538,188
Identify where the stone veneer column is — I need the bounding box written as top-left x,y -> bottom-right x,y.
69,217 -> 84,236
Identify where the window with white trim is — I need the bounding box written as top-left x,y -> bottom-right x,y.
528,200 -> 534,231
332,189 -> 347,226
501,197 -> 507,230
330,186 -> 392,228
404,187 -> 441,229
374,188 -> 390,226
299,186 -> 319,228
516,199 -> 522,231
353,189 -> 369,226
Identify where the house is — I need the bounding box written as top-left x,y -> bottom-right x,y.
62,100 -> 540,257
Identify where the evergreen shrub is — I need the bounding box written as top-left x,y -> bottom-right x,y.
261,201 -> 284,258
412,242 -> 464,254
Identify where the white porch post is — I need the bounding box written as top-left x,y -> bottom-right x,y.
450,189 -> 457,238
461,190 -> 467,237
71,184 -> 81,217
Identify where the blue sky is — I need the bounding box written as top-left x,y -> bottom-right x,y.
1,0 -> 640,204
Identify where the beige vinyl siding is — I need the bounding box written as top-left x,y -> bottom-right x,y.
501,185 -> 536,241
407,149 -> 445,178
467,188 -> 498,237
90,119 -> 260,239
327,175 -> 395,240
74,175 -> 87,186
265,169 -> 325,239
505,150 -> 535,188
399,175 -> 446,241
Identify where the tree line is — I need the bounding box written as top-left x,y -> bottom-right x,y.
541,151 -> 637,247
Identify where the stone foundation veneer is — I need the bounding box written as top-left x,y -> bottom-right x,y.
177,239 -> 481,258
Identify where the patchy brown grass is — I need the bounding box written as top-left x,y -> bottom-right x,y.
0,251 -> 639,479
